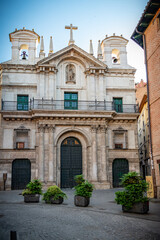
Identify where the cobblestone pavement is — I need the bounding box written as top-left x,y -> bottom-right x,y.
0,189 -> 160,240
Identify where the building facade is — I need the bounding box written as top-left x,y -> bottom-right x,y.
131,0 -> 160,198
136,80 -> 150,178
0,28 -> 139,190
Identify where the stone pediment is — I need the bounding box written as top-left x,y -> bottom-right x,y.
9,29 -> 40,42
37,44 -> 108,71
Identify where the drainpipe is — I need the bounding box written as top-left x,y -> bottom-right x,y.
135,28 -> 154,172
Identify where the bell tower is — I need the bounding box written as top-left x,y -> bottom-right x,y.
101,34 -> 129,68
9,28 -> 40,63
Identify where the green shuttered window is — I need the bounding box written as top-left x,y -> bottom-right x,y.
113,98 -> 123,113
17,95 -> 29,111
64,92 -> 78,109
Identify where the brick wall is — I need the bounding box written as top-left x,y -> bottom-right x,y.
145,8 -> 160,196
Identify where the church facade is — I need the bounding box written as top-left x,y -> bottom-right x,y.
0,28 -> 139,190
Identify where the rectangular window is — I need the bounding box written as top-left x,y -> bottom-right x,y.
113,98 -> 123,113
17,95 -> 29,111
16,142 -> 25,149
115,144 -> 123,149
64,92 -> 78,109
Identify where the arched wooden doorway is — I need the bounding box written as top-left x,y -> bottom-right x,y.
12,159 -> 31,190
61,137 -> 82,188
113,159 -> 129,187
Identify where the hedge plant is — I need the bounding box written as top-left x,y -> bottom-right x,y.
43,185 -> 67,203
115,172 -> 149,210
22,179 -> 42,195
74,175 -> 94,198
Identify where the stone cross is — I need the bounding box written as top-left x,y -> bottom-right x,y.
65,24 -> 78,45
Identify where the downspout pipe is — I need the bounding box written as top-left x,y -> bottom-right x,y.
135,28 -> 154,171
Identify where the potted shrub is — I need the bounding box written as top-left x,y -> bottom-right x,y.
43,185 -> 67,204
74,175 -> 94,207
115,172 -> 149,213
22,179 -> 42,203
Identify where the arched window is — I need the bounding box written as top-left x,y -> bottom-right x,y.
66,64 -> 76,83
19,44 -> 28,60
112,49 -> 120,64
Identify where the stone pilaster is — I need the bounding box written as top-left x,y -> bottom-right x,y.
91,125 -> 98,182
35,129 -> 39,179
105,127 -> 109,181
87,146 -> 92,180
38,125 -> 44,181
97,126 -> 102,181
44,125 -> 49,183
100,125 -> 107,181
48,125 -> 55,183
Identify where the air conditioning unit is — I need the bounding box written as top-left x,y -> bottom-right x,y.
16,142 -> 25,149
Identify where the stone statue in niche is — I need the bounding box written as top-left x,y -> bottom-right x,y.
66,64 -> 76,83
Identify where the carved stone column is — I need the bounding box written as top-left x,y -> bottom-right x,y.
48,125 -> 55,183
38,125 -> 44,181
91,125 -> 98,182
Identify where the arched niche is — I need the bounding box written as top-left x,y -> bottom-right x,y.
19,44 -> 29,60
112,48 -> 120,64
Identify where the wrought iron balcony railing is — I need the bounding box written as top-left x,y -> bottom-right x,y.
1,99 -> 139,113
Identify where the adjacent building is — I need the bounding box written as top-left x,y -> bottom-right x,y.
0,27 -> 139,190
131,0 -> 160,198
136,80 -> 150,178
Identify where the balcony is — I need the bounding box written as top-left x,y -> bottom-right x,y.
1,99 -> 139,113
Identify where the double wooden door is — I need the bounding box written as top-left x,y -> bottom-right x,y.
61,137 -> 82,188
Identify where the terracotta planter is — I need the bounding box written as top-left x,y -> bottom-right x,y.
24,194 -> 40,203
122,201 -> 149,214
74,196 -> 90,207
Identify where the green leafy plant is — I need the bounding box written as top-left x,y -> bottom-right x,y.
74,174 -> 85,185
22,179 -> 42,196
43,185 -> 67,203
74,175 -> 94,198
115,172 -> 149,210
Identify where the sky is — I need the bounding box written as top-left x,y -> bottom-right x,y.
0,0 -> 148,82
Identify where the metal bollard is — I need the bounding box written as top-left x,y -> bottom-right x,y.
10,231 -> 17,240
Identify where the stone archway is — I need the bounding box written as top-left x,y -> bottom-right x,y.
61,137 -> 82,188
55,128 -> 91,187
12,159 -> 31,190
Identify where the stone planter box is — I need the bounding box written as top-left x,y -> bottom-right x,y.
74,196 -> 90,207
122,201 -> 149,214
45,197 -> 64,204
24,194 -> 40,203
50,197 -> 64,204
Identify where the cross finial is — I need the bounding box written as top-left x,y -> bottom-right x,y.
65,24 -> 78,45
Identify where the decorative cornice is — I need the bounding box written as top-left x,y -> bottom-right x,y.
1,64 -> 36,71
1,109 -> 138,122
